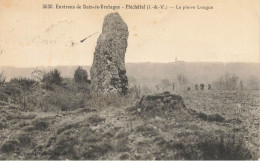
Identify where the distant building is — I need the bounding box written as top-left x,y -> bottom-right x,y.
174,57 -> 185,63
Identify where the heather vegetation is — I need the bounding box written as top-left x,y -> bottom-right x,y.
0,66 -> 259,160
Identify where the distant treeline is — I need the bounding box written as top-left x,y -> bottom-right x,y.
128,72 -> 259,93
126,62 -> 260,92
0,62 -> 260,92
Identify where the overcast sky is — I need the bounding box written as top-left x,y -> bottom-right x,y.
0,0 -> 259,67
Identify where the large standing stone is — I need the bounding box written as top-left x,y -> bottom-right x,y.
90,12 -> 129,95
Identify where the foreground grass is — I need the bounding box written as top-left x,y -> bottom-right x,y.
0,90 -> 259,159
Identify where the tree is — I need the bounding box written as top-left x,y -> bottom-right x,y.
239,80 -> 244,90
74,67 -> 89,83
213,73 -> 239,90
247,75 -> 260,90
31,70 -> 45,82
228,74 -> 239,90
208,84 -> 212,90
200,84 -> 205,90
177,73 -> 188,90
155,84 -> 160,91
42,69 -> 62,89
195,84 -> 199,90
161,79 -> 171,90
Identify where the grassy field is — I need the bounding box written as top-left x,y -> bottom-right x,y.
0,90 -> 259,159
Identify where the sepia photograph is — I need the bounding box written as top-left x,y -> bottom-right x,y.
0,0 -> 259,160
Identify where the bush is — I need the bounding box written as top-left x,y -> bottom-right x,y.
88,114 -> 105,126
10,77 -> 37,90
1,78 -> 38,108
198,134 -> 252,160
198,112 -> 225,122
42,69 -> 62,89
74,67 -> 90,84
1,140 -> 19,153
208,84 -> 212,90
169,133 -> 253,160
198,112 -> 208,120
41,89 -> 81,111
1,83 -> 22,103
200,84 -> 205,90
213,73 -> 239,90
208,113 -> 225,122
0,72 -> 6,85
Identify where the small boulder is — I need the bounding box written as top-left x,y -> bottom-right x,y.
131,91 -> 186,115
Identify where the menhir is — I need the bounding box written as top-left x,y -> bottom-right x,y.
90,12 -> 129,95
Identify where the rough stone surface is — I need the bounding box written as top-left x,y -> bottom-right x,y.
130,91 -> 186,115
90,12 -> 129,95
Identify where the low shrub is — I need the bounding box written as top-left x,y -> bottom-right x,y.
74,66 -> 90,84
36,87 -> 88,112
1,73 -> 131,112
42,69 -> 62,90
88,114 -> 105,126
1,140 -> 19,153
198,112 -> 225,122
0,72 -> 6,85
198,134 -> 252,160
10,77 -> 37,89
170,133 -> 253,160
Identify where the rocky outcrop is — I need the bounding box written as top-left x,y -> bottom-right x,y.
129,92 -> 186,116
90,12 -> 129,95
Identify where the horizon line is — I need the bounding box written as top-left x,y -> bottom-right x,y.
0,61 -> 260,68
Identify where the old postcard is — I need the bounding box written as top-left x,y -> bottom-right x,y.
0,0 -> 259,160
